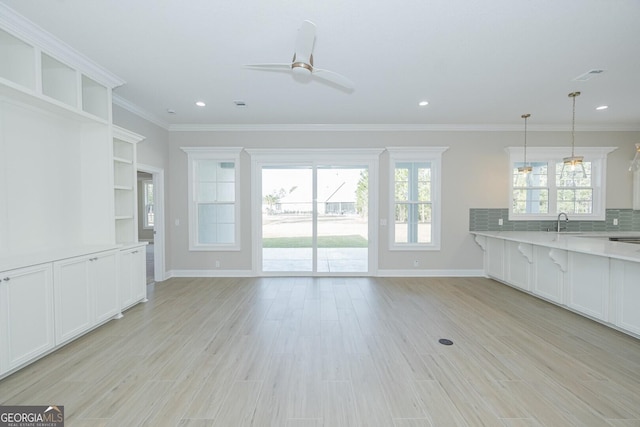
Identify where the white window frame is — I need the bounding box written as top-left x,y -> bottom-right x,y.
182,147 -> 242,251
387,147 -> 448,251
506,146 -> 616,221
142,179 -> 154,229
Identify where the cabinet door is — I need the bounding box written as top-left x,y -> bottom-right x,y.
131,248 -> 147,303
0,264 -> 55,374
54,257 -> 92,344
567,252 -> 609,321
612,260 -> 640,335
119,249 -> 134,308
505,241 -> 532,291
119,247 -> 147,310
92,251 -> 119,323
532,246 -> 565,304
486,238 -> 505,280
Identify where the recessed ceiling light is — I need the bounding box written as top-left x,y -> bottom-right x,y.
418,100 -> 429,107
595,105 -> 608,110
166,108 -> 176,114
195,101 -> 206,107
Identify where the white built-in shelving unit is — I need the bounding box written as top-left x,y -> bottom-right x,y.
0,5 -> 147,378
113,126 -> 145,244
0,22 -> 120,255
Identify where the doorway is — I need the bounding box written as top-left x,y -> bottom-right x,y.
137,164 -> 165,282
249,149 -> 381,276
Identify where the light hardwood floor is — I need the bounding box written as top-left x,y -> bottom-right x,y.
2,276 -> 640,426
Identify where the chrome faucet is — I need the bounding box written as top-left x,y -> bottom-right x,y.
557,212 -> 569,232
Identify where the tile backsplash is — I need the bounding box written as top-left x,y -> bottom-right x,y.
469,208 -> 640,232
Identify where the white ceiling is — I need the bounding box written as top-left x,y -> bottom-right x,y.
2,0 -> 640,129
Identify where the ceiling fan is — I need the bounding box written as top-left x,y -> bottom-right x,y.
246,20 -> 354,91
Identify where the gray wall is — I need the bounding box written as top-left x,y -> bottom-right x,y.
107,106 -> 639,274
166,129 -> 638,274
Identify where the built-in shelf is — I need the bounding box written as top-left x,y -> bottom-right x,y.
112,126 -> 145,244
113,156 -> 133,165
0,6 -> 148,380
81,75 -> 108,120
0,27 -> 112,124
0,28 -> 35,91
41,52 -> 77,108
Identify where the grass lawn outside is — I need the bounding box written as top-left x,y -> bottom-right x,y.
262,235 -> 368,248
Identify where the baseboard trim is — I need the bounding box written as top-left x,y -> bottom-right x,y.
167,269 -> 253,278
166,268 -> 485,278
377,269 -> 485,277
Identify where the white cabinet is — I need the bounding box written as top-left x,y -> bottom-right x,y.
505,241 -> 532,291
0,16 -> 148,378
53,250 -> 118,344
119,244 -> 147,310
567,252 -> 610,321
611,259 -> 640,335
486,238 -> 505,280
113,126 -> 145,245
532,247 -> 565,304
0,264 -> 55,375
474,232 -> 640,339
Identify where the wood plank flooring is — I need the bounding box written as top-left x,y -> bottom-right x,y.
2,276 -> 640,426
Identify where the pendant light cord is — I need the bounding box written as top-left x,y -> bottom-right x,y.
569,91 -> 580,158
522,113 -> 530,165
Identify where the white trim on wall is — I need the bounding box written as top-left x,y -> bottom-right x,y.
168,123 -> 640,132
166,268 -> 485,278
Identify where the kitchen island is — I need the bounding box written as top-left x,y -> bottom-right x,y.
472,231 -> 640,338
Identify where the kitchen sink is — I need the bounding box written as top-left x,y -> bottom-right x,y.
609,237 -> 640,244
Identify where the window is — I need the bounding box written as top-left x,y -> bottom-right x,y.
142,180 -> 154,229
507,147 -> 616,220
388,147 -> 447,250
182,147 -> 242,251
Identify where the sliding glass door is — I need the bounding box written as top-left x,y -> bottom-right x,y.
262,166 -> 313,272
316,166 -> 368,273
260,163 -> 370,274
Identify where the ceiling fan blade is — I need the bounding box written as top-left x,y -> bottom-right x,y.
245,63 -> 292,70
294,20 -> 316,63
312,68 -> 354,90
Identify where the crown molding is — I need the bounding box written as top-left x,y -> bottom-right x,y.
112,94 -> 170,130
113,125 -> 146,144
0,3 -> 125,89
168,123 -> 640,132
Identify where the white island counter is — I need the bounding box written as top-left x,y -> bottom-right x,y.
471,231 -> 640,339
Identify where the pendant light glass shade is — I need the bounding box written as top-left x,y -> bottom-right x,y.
630,143 -> 640,172
562,91 -> 586,175
517,113 -> 532,174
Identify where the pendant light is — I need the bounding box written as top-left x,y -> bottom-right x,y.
629,143 -> 640,172
517,113 -> 532,174
562,91 -> 586,175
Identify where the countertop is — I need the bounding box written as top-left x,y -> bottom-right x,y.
0,242 -> 147,272
471,231 -> 640,263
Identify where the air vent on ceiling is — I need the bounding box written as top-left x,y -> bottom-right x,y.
233,100 -> 247,107
573,69 -> 606,82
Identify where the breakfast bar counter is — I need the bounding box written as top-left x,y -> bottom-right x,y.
471,231 -> 640,338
